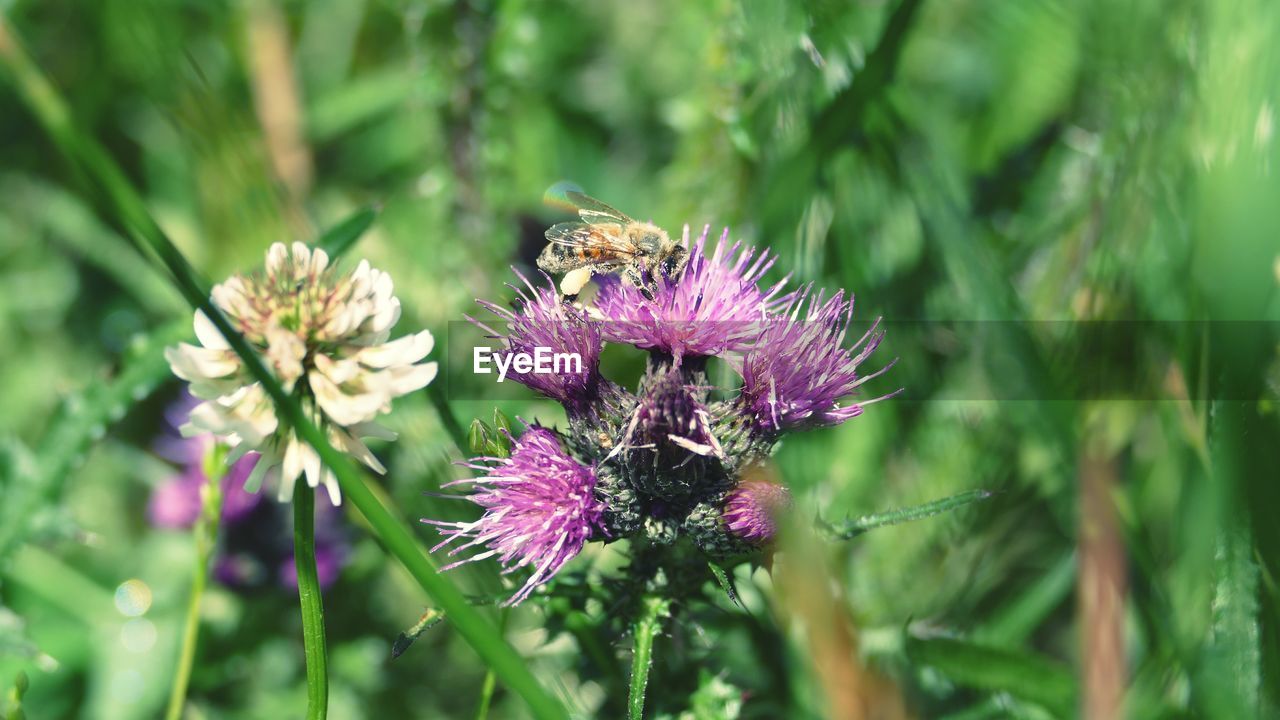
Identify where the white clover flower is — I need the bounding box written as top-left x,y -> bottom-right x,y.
165,242 -> 436,505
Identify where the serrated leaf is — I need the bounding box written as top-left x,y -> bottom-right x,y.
1201,525 -> 1260,716
820,489 -> 993,540
707,563 -> 743,609
0,439 -> 40,564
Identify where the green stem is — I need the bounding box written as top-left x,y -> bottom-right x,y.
428,380 -> 470,456
294,484 -> 329,719
474,609 -> 509,720
164,450 -> 226,720
628,596 -> 670,720
474,670 -> 497,720
0,18 -> 565,720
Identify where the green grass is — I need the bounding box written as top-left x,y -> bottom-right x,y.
1,0 -> 1279,718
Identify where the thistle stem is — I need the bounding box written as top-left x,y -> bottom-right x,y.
294,483 -> 329,719
628,595 -> 671,720
165,450 -> 225,720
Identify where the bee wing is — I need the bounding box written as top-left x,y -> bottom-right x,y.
537,223 -> 641,273
542,223 -> 642,255
565,191 -> 634,225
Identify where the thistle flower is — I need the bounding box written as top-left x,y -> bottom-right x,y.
624,368 -> 721,460
431,218 -> 897,588
616,366 -> 723,497
166,242 -> 436,505
592,227 -> 792,360
736,289 -> 897,434
471,271 -> 605,411
722,480 -> 792,544
425,426 -> 605,605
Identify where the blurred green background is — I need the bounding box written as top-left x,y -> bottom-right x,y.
2,0 -> 1279,717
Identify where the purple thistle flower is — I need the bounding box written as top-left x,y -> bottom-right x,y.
592,226 -> 792,360
737,289 -> 898,434
425,426 -> 605,605
618,367 -> 722,472
471,271 -> 606,410
723,480 -> 792,544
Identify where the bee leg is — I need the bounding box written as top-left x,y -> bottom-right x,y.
559,267 -> 594,297
622,264 -> 656,300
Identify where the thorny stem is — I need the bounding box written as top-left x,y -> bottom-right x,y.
628,595 -> 671,720
294,483 -> 329,719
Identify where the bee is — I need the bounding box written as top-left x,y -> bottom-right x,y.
537,191 -> 688,297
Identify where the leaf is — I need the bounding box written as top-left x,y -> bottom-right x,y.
0,438 -> 39,564
1200,524 -> 1261,716
391,608 -> 446,659
820,489 -> 993,540
906,636 -> 1077,718
492,409 -> 514,456
315,205 -> 379,260
0,321 -> 187,564
0,26 -> 566,719
707,563 -> 743,609
665,670 -> 743,720
468,419 -> 494,456
974,552 -> 1076,646
6,669 -> 29,720
35,320 -> 188,489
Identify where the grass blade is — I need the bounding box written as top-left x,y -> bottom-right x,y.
0,20 -> 566,720
316,205 -> 379,260
0,321 -> 187,563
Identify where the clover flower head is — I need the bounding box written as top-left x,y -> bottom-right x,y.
471,270 -> 604,410
425,426 -> 604,605
592,227 -> 792,359
737,288 -> 897,434
149,394 -> 350,590
165,242 -> 436,505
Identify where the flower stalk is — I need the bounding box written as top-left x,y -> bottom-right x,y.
628,595 -> 671,720
164,445 -> 227,720
294,483 -> 329,719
